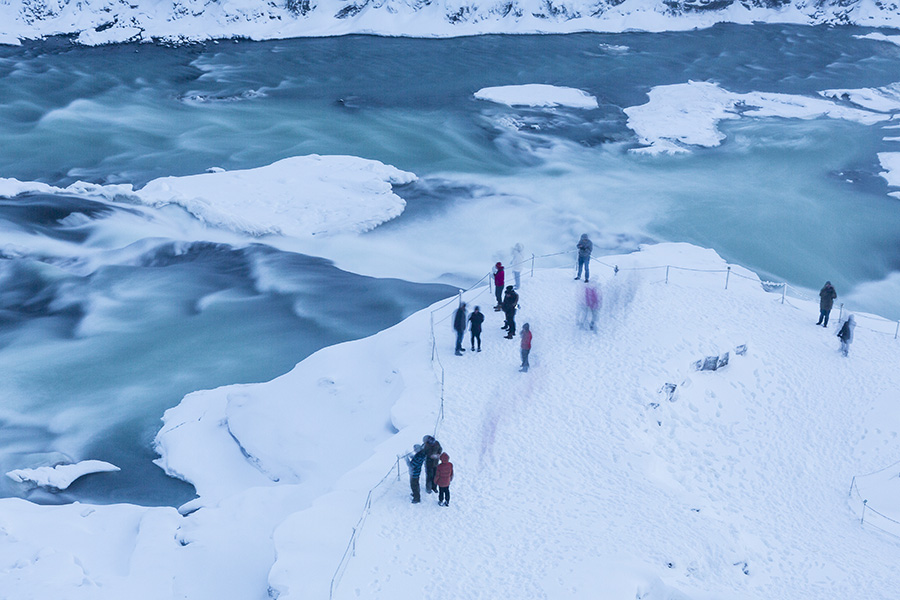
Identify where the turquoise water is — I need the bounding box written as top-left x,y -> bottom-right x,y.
1,25 -> 899,505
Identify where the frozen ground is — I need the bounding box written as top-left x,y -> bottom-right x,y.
3,242 -> 899,599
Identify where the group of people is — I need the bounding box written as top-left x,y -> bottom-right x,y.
819,280 -> 856,357
405,435 -> 454,506
453,293 -> 531,372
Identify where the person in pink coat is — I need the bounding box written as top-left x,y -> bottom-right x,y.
434,452 -> 454,507
492,262 -> 505,310
519,322 -> 532,372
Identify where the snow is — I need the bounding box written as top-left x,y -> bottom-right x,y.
877,152 -> 900,199
1,0 -> 899,45
3,242 -> 900,599
624,81 -> 892,154
6,460 -> 121,491
819,83 -> 900,113
134,155 -> 416,237
474,84 -> 600,109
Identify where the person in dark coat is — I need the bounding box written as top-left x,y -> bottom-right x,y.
817,281 -> 837,327
468,306 -> 484,352
493,262 -> 505,310
405,444 -> 426,503
422,435 -> 443,494
837,314 -> 856,357
453,302 -> 467,356
575,233 -> 593,283
434,452 -> 454,507
501,285 -> 519,338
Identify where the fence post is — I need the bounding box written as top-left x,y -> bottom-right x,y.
531,253 -> 535,278
895,321 -> 899,340
861,499 -> 868,525
839,303 -> 844,322
725,266 -> 731,289
781,283 -> 786,304
665,265 -> 669,284
849,476 -> 855,497
430,312 -> 435,361
397,456 -> 401,481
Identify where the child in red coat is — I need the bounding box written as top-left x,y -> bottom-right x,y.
434,452 -> 454,507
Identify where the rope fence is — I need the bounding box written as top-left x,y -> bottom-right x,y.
848,459 -> 900,540
329,246 -> 900,597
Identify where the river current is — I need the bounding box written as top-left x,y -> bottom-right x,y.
1,24 -> 898,505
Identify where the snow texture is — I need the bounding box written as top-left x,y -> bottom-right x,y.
3,242 -> 900,600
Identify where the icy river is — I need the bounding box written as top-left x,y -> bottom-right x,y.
1,24 -> 899,506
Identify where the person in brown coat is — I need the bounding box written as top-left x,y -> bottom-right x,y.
434,452 -> 454,507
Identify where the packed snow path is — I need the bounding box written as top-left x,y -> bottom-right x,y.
330,245 -> 900,599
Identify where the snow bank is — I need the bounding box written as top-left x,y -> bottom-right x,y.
625,80 -> 891,154
134,155 -> 415,238
474,84 -> 599,109
2,0 -> 900,45
3,242 -> 900,599
819,83 -> 900,113
6,460 -> 120,491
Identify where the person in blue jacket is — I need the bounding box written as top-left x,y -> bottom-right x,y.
406,444 -> 427,503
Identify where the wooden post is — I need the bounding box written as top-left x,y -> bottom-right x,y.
725,266 -> 731,289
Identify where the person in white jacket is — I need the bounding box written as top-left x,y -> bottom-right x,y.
511,243 -> 524,289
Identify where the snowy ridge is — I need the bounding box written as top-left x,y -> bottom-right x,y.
1,0 -> 900,46
3,242 -> 898,599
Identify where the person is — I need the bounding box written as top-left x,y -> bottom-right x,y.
519,322 -> 532,372
405,444 -> 426,503
422,435 -> 443,494
453,302 -> 467,356
501,285 -> 519,339
817,281 -> 837,327
837,314 -> 856,357
468,306 -> 484,352
434,452 -> 454,507
579,283 -> 601,330
575,233 -> 593,283
511,243 -> 524,289
492,262 -> 505,310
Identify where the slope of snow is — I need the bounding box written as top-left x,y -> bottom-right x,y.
1,0 -> 900,46
3,242 -> 898,599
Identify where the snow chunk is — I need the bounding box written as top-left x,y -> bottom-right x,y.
625,81 -> 888,154
6,460 -> 121,491
856,32 -> 900,47
135,155 -> 416,237
474,84 -> 599,109
878,152 -> 900,198
819,83 -> 900,113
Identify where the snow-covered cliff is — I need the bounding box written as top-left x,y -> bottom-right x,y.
1,0 -> 899,46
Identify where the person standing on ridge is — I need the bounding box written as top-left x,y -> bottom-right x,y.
502,285 -> 519,339
837,314 -> 856,357
817,281 -> 837,327
434,452 -> 454,507
422,435 -> 443,494
493,262 -> 505,310
468,305 -> 484,352
575,233 -> 593,283
405,444 -> 426,504
511,243 -> 524,289
453,302 -> 467,356
519,322 -> 532,372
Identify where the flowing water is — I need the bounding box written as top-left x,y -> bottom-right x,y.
1,24 -> 898,505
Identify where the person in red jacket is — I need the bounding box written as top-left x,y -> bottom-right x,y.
519,322 -> 532,372
492,262 -> 505,310
434,452 -> 454,507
